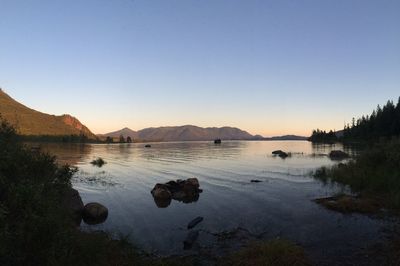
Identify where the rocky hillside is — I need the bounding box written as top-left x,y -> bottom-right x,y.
0,89 -> 96,138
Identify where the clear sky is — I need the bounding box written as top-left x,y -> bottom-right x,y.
0,0 -> 399,136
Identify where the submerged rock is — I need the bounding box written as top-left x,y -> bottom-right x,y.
83,202 -> 109,225
329,150 -> 349,160
183,230 -> 200,250
314,194 -> 382,214
187,216 -> 204,229
250,180 -> 262,183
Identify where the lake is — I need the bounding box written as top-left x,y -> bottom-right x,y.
38,141 -> 393,265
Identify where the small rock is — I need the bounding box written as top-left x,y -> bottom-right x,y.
187,216 -> 204,229
183,230 -> 200,250
151,186 -> 172,200
272,150 -> 289,158
250,180 -> 262,183
214,139 -> 222,144
153,196 -> 172,208
186,178 -> 200,189
145,144 -> 151,148
83,202 -> 108,225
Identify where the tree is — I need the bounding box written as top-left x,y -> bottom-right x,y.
119,135 -> 126,143
126,136 -> 132,143
106,136 -> 113,143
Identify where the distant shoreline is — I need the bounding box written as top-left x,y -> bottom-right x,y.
21,138 -> 309,144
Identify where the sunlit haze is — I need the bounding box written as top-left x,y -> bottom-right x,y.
1,0 -> 399,136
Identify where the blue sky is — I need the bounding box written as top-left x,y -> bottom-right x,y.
0,0 -> 399,136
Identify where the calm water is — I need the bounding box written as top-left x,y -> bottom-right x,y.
38,141 -> 392,264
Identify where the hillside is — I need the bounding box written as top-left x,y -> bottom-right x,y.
101,125 -> 258,141
0,89 -> 96,139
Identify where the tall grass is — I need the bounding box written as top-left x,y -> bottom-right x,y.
314,138 -> 400,208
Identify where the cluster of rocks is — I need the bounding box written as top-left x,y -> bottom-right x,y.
64,188 -> 108,226
151,178 -> 203,208
272,150 -> 289,158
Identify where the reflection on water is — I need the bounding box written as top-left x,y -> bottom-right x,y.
36,141 -> 393,263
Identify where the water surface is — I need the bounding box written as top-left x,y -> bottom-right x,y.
38,141 -> 392,264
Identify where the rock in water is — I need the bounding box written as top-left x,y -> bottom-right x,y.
83,202 -> 108,225
62,188 -> 84,226
183,230 -> 200,250
250,180 -> 262,183
272,150 -> 284,155
153,196 -> 172,208
272,150 -> 289,158
329,150 -> 349,160
187,216 -> 204,229
151,185 -> 172,200
186,178 -> 200,189
151,178 -> 202,207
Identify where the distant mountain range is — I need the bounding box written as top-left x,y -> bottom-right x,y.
100,127 -> 307,142
0,89 -> 307,142
99,125 -> 258,141
0,89 -> 96,139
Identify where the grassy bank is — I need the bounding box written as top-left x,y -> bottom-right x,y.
219,239 -> 310,266
314,138 -> 400,210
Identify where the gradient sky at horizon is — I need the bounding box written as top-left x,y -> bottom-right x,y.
0,0 -> 399,136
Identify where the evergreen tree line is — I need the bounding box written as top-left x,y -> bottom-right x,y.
308,129 -> 338,143
309,97 -> 400,143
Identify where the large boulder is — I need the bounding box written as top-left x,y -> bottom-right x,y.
62,188 -> 84,226
83,202 -> 109,225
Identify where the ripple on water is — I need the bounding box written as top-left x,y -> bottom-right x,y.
38,141 -> 396,262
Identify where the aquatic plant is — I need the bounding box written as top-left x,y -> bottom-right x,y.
91,157 -> 106,167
